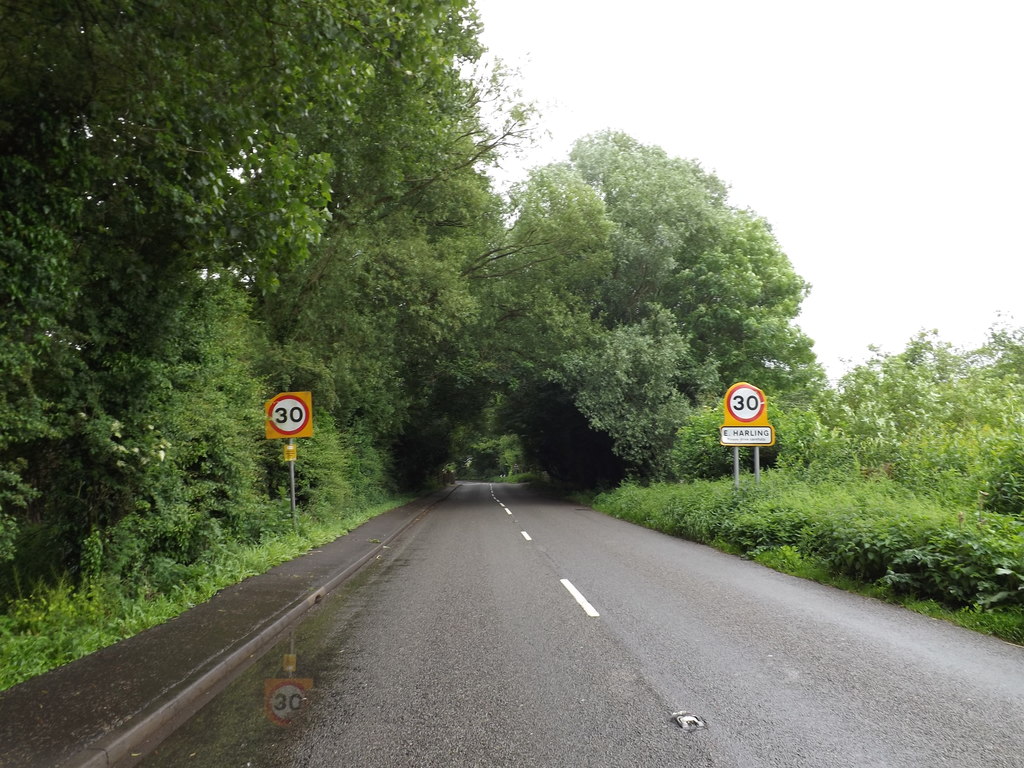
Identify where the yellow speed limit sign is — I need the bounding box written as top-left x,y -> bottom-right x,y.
265,392 -> 313,439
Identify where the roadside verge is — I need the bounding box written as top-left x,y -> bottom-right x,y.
0,486 -> 457,768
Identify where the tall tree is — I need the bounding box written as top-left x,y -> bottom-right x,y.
0,0 -> 491,571
483,132 -> 822,481
255,31 -> 530,488
569,131 -> 821,395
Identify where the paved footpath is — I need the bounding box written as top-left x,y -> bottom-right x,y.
0,487 -> 456,768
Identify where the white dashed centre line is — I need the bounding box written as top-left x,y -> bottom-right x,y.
560,579 -> 600,617
521,531 -> 532,541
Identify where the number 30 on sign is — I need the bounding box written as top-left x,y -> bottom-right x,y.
722,382 -> 768,425
264,677 -> 314,727
265,391 -> 313,439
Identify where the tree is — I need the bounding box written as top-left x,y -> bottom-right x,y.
254,32 -> 531,489
556,308 -> 695,478
464,163 -> 613,380
0,0 -> 494,577
498,381 -> 626,488
479,131 -> 822,483
569,131 -> 822,396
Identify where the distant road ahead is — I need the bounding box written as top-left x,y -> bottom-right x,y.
142,482 -> 1024,767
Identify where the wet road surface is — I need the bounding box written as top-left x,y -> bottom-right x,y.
136,482 -> 1024,767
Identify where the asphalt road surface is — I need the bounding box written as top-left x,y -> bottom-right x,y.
139,482 -> 1024,767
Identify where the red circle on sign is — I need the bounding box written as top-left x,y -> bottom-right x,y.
264,679 -> 310,726
267,394 -> 311,436
724,383 -> 766,423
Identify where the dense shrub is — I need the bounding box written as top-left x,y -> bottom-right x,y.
818,331 -> 1024,513
982,424 -> 1024,518
594,473 -> 1024,610
595,480 -> 737,544
770,407 -> 857,479
883,517 -> 1024,607
669,407 -> 734,481
292,414 -> 392,521
670,401 -> 858,485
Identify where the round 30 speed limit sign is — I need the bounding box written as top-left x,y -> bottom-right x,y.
723,382 -> 768,425
264,677 -> 314,726
265,391 -> 313,439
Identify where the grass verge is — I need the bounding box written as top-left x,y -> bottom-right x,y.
748,544 -> 1024,645
592,475 -> 1024,647
0,496 -> 411,692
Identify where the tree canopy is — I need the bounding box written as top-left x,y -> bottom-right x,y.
0,0 -> 500,576
477,131 -> 822,482
1,4 -> 825,590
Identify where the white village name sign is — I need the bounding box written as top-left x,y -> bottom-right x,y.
720,426 -> 775,445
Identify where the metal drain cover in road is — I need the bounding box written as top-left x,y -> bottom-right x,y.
672,711 -> 707,731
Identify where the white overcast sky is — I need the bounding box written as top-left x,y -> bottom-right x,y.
473,0 -> 1024,379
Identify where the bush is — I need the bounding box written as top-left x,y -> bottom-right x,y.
883,517 -> 1024,607
808,515 -> 924,582
595,479 -> 746,544
593,472 -> 1024,610
670,403 -> 858,484
669,407 -> 733,481
288,415 -> 392,522
983,426 -> 1024,518
771,408 -> 857,480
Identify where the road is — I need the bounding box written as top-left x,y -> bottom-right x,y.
139,482 -> 1024,767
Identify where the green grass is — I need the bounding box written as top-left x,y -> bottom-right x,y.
752,544 -> 1024,645
749,544 -> 1024,644
0,496 -> 410,692
593,473 -> 1024,647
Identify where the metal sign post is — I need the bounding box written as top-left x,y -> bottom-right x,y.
287,439 -> 297,526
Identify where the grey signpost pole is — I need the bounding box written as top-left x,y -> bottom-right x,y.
289,438 -> 297,517
733,447 -> 740,489
754,446 -> 761,484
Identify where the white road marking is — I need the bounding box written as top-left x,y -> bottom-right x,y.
560,579 -> 600,617
506,509 -> 512,515
521,531 -> 532,541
